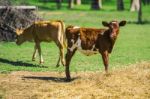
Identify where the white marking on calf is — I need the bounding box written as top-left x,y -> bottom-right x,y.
100,31 -> 105,35
68,37 -> 81,52
112,21 -> 117,24
92,44 -> 96,50
68,37 -> 98,56
71,39 -> 74,43
73,26 -> 80,29
67,26 -> 80,51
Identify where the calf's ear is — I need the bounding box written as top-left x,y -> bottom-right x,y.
16,28 -> 23,35
15,29 -> 20,35
119,20 -> 126,26
102,21 -> 109,27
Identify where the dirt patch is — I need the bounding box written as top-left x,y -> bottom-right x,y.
0,61 -> 150,99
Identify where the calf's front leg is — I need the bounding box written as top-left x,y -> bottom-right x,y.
32,45 -> 37,61
101,51 -> 109,73
36,43 -> 44,64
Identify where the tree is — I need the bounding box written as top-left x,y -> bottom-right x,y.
56,0 -> 62,9
68,0 -> 74,9
91,0 -> 102,10
75,0 -> 81,5
130,0 -> 140,11
138,0 -> 142,23
130,0 -> 142,23
142,0 -> 150,5
117,0 -> 124,11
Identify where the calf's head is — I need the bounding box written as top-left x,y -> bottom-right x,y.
102,20 -> 126,41
15,28 -> 26,45
16,29 -> 29,45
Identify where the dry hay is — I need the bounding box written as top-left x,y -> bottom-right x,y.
0,61 -> 150,99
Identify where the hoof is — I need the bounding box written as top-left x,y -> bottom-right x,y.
65,78 -> 71,82
62,61 -> 66,66
32,59 -> 35,61
62,63 -> 65,66
56,64 -> 60,68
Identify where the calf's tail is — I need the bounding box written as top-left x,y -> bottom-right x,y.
59,20 -> 67,48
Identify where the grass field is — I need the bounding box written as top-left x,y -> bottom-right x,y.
0,7 -> 150,73
0,22 -> 150,72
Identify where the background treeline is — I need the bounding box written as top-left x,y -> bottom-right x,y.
0,0 -> 149,41
9,0 -> 150,11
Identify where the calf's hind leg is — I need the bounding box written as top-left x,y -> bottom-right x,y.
56,43 -> 66,67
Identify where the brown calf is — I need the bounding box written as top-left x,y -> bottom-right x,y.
16,20 -> 67,66
65,20 -> 126,81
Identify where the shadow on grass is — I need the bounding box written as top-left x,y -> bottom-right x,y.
0,58 -> 47,68
23,76 -> 79,83
0,95 -> 3,99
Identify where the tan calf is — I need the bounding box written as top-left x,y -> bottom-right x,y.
16,20 -> 67,66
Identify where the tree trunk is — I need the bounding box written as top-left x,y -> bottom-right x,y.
75,0 -> 81,5
138,0 -> 142,23
56,0 -> 62,9
68,0 -> 74,9
142,0 -> 150,5
91,0 -> 102,10
130,0 -> 140,11
117,0 -> 124,11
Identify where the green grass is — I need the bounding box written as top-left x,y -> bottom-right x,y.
0,1 -> 150,73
